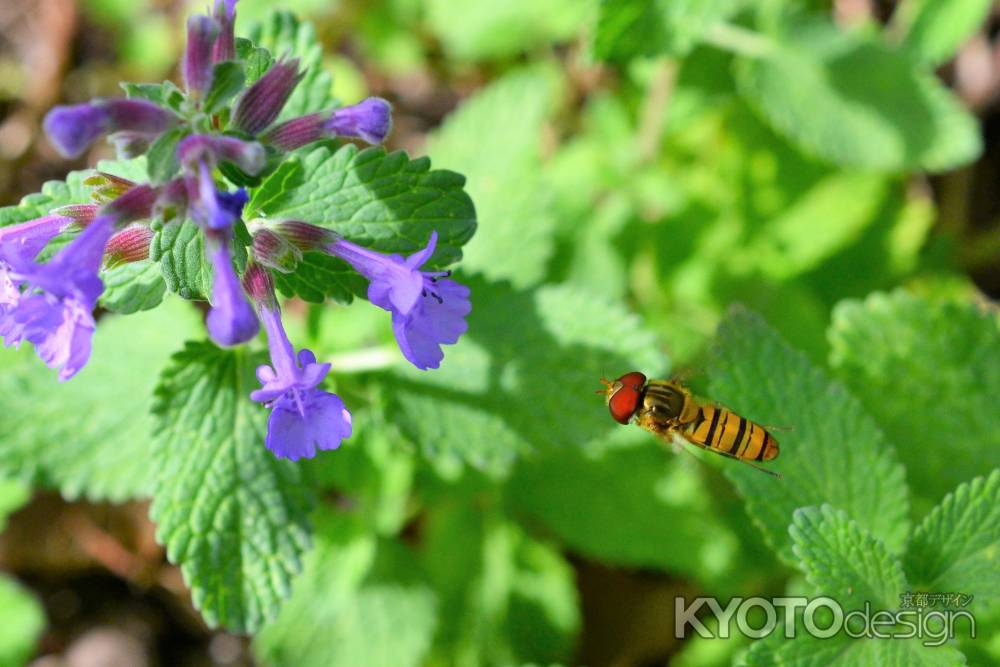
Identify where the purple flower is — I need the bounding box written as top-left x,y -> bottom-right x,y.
44,99 -> 178,159
188,162 -> 250,231
189,173 -> 258,347
1,216 -> 115,380
233,58 -> 303,135
264,98 -> 393,151
178,134 -> 266,176
324,97 -> 393,144
1,215 -> 73,319
327,231 -> 469,370
205,232 -> 259,347
184,15 -> 220,97
244,264 -> 352,460
212,0 -> 238,63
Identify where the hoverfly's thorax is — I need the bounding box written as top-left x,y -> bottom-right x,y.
641,382 -> 687,422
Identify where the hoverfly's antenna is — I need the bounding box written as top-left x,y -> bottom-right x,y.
596,377 -> 611,395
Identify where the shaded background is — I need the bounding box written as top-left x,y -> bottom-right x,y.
1,0 -> 999,665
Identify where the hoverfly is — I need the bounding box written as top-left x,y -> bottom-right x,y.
599,372 -> 781,478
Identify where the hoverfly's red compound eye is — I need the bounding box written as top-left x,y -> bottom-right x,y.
606,371 -> 646,424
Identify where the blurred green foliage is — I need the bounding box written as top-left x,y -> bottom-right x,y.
3,0 -> 1000,665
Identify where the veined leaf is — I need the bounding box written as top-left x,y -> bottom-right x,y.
708,309 -> 909,563
736,22 -> 981,171
905,470 -> 1000,604
0,300 -> 200,501
829,291 -> 1000,510
248,144 -> 476,303
150,342 -> 313,632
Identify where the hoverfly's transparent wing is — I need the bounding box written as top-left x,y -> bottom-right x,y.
671,431 -> 783,479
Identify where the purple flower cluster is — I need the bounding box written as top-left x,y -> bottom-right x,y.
2,0 -> 472,462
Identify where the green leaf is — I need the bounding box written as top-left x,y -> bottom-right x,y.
420,503 -> 579,665
743,506 -> 966,667
243,11 -> 333,122
426,68 -> 556,288
235,37 -> 274,84
146,126 -> 189,185
150,342 -> 313,632
120,81 -> 167,104
385,277 -> 667,477
792,505 -> 906,610
424,0 -> 595,61
99,260 -> 167,314
254,511 -> 437,667
0,299 -> 201,501
736,22 -> 982,171
708,309 -> 909,563
507,445 -> 740,588
151,220 -> 211,300
204,60 -> 247,114
0,170 -> 92,227
893,0 -> 992,66
248,144 -> 476,303
744,633 -> 967,667
594,0 -> 742,61
0,576 -> 45,667
828,291 -> 1000,510
905,470 -> 1000,604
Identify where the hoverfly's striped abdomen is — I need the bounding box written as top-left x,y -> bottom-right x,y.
686,405 -> 778,462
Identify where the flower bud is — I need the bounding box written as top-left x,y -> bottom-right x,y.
263,98 -> 393,152
51,204 -> 98,226
252,228 -> 302,273
205,231 -> 260,346
184,15 -> 221,98
212,0 -> 238,63
100,184 -> 158,226
43,99 -> 178,158
232,58 -> 302,135
242,261 -> 278,309
273,220 -> 338,251
323,97 -> 393,145
104,224 -> 154,266
84,172 -> 138,203
262,113 -> 325,152
177,134 -> 266,176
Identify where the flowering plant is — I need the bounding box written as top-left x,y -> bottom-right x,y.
0,2 -> 474,633
3,2 -> 473,459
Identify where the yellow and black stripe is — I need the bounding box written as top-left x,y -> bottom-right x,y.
685,405 -> 778,462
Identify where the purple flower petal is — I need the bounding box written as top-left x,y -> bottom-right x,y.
326,231 -> 469,370
1,216 -> 114,379
43,99 -> 177,159
251,303 -> 352,460
392,278 -> 470,370
265,390 -> 352,460
323,97 -> 393,144
205,237 -> 259,347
